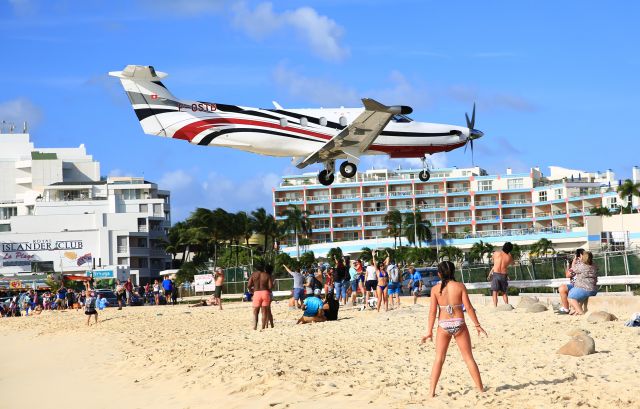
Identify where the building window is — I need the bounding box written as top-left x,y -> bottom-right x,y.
139,204 -> 148,213
507,178 -> 524,189
478,181 -> 493,191
117,257 -> 129,265
153,204 -> 162,215
555,188 -> 563,200
538,191 -> 547,202
119,189 -> 141,200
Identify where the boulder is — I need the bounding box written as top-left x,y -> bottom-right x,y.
587,311 -> 618,323
567,328 -> 590,337
495,304 -> 514,311
557,335 -> 596,357
526,303 -> 548,313
518,296 -> 539,308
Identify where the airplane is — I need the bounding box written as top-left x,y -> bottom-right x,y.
109,65 -> 484,186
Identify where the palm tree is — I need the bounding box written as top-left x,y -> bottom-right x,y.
384,209 -> 403,248
404,209 -> 432,247
438,245 -> 464,263
359,247 -> 373,263
235,211 -> 254,247
282,205 -> 313,259
530,238 -> 555,258
251,208 -> 276,254
617,179 -> 640,213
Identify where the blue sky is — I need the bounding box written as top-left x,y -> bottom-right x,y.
1,1 -> 639,221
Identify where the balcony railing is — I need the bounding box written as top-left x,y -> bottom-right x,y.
307,195 -> 330,201
334,223 -> 361,228
446,187 -> 469,193
501,199 -> 529,205
363,207 -> 387,212
388,206 -> 412,211
475,200 -> 498,206
275,197 -> 302,203
362,191 -> 386,198
333,208 -> 359,214
448,217 -> 472,223
311,209 -> 329,215
333,193 -> 360,200
503,213 -> 533,220
476,215 -> 499,221
388,190 -> 412,197
416,203 -> 444,209
117,246 -> 128,253
364,221 -> 385,227
415,189 -> 440,195
448,201 -> 470,207
137,225 -> 148,232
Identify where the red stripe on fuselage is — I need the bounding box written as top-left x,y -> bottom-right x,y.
370,141 -> 467,158
173,117 -> 333,142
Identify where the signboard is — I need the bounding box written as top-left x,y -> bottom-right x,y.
86,270 -> 115,279
1,235 -> 95,274
193,274 -> 216,292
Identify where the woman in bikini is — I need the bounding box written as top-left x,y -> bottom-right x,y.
421,261 -> 487,397
375,256 -> 389,312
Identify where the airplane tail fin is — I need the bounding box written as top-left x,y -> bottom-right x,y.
109,65 -> 182,137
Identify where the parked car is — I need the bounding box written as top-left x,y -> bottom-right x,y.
401,267 -> 441,296
95,289 -> 145,307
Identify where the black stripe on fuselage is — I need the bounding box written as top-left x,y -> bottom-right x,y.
197,127 -> 321,146
134,108 -> 177,121
269,109 -> 346,130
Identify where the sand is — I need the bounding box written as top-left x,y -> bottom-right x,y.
1,297 -> 639,409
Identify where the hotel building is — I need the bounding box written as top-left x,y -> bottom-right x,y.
273,165 -> 640,257
0,133 -> 171,283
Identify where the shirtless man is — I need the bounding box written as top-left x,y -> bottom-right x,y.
488,242 -> 514,307
214,267 -> 224,310
247,263 -> 273,330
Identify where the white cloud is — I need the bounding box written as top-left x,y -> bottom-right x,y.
0,98 -> 43,130
365,70 -> 430,109
158,168 -> 279,221
273,63 -> 358,106
232,2 -> 348,62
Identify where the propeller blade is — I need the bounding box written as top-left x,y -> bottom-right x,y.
470,139 -> 475,166
464,139 -> 468,153
471,103 -> 476,129
465,112 -> 471,129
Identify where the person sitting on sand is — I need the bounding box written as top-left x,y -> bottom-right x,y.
190,295 -> 216,307
557,249 -> 584,314
421,261 -> 487,397
565,251 -> 598,315
322,290 -> 340,321
297,289 -> 326,324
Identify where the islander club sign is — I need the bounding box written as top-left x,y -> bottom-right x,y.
1,239 -> 83,252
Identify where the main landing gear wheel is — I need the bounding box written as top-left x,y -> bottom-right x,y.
318,169 -> 335,186
419,170 -> 431,182
339,161 -> 357,178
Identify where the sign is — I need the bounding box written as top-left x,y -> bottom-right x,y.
1,239 -> 83,252
193,274 -> 216,292
86,270 -> 115,279
9,280 -> 21,289
1,236 -> 94,273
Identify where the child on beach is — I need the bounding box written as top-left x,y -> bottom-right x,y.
421,261 -> 487,397
84,281 -> 98,326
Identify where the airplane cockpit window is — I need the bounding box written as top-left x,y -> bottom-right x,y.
391,114 -> 413,123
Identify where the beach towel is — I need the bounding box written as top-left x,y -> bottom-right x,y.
624,312 -> 640,327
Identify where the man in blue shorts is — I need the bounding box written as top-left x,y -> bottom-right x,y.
283,264 -> 305,308
162,276 -> 173,305
297,289 -> 326,324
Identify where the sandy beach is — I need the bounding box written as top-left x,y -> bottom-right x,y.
1,296 -> 639,409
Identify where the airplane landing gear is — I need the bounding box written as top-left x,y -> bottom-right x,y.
318,161 -> 335,186
339,161 -> 357,178
418,156 -> 431,182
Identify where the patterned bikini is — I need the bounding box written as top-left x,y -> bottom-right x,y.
438,303 -> 466,336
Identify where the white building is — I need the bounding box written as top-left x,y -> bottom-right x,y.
0,133 -> 171,283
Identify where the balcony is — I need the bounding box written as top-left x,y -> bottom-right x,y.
502,213 -> 533,220
476,215 -> 499,221
415,189 -> 440,196
306,195 -> 330,202
501,199 -> 530,206
275,196 -> 302,203
137,225 -> 148,233
416,203 -> 445,210
362,191 -> 386,198
363,206 -> 387,213
388,206 -> 412,212
388,190 -> 412,197
448,217 -> 472,223
364,221 -> 386,227
447,201 -> 470,208
117,245 -> 128,253
333,193 -> 360,200
332,208 -> 359,215
150,248 -> 167,257
475,200 -> 499,207
446,187 -> 469,194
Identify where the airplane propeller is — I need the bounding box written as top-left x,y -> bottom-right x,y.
463,103 -> 483,166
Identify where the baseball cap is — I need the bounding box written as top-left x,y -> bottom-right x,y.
364,262 -> 370,267
313,289 -> 321,295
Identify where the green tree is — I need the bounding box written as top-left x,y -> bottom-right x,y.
590,206 -> 612,216
530,238 -> 555,258
359,247 -> 373,263
404,209 -> 432,247
251,208 -> 276,255
299,251 -> 316,269
326,247 -> 343,264
469,240 -> 494,264
384,209 -> 403,248
438,245 -> 464,263
616,179 -> 640,214
282,205 -> 313,259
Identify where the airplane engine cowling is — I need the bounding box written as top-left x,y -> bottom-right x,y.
388,105 -> 413,115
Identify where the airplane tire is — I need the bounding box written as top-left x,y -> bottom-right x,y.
339,161 -> 357,178
318,169 -> 335,186
419,170 -> 431,182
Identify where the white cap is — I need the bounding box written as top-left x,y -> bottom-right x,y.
313,289 -> 322,295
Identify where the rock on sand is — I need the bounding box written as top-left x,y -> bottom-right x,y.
495,304 -> 514,311
557,334 -> 596,356
526,303 -> 548,313
587,311 -> 618,323
518,296 -> 539,308
567,328 -> 590,337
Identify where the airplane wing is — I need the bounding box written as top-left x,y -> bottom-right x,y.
295,98 -> 405,169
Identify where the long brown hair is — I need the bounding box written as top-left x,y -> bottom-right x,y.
583,251 -> 593,265
438,261 -> 456,294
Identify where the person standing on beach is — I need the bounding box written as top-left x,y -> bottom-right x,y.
153,279 -> 160,305
284,264 -> 304,309
115,280 -> 125,310
349,260 -> 359,306
488,242 -> 514,307
214,267 -> 225,310
124,277 -> 134,306
364,260 -> 377,308
247,262 -> 273,330
333,256 -> 349,305
387,258 -> 401,309
162,276 -> 173,305
83,281 -> 98,326
409,266 -> 422,305
421,261 -> 487,397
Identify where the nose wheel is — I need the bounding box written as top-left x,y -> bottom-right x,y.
339,161 -> 357,178
419,156 -> 431,182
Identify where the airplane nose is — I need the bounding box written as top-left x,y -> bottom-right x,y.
470,129 -> 484,139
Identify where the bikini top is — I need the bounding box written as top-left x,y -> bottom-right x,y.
378,271 -> 388,279
438,303 -> 464,316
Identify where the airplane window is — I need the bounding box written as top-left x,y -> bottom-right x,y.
300,117 -> 308,127
280,118 -> 288,127
319,117 -> 327,127
392,114 -> 413,123
339,116 -> 348,127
